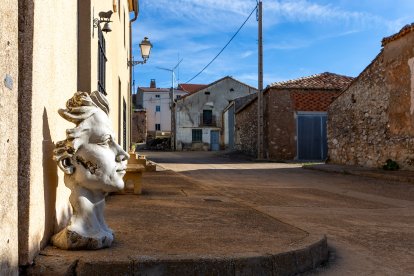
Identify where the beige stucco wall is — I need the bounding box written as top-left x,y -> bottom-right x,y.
17,0 -> 134,265
18,0 -> 77,265
87,0 -> 131,149
0,0 -> 19,274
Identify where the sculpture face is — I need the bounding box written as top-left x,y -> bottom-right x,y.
70,109 -> 128,192
52,91 -> 130,250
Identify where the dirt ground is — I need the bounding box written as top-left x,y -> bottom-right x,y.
145,151 -> 414,276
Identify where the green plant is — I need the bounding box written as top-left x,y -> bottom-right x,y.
130,143 -> 137,153
383,159 -> 399,171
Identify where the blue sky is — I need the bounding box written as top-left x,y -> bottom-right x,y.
131,0 -> 413,91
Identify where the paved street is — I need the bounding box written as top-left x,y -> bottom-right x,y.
145,151 -> 414,275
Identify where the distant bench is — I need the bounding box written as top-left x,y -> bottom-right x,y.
121,153 -> 156,194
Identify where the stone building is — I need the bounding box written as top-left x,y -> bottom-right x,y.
131,109 -> 147,143
235,73 -> 353,159
233,94 -> 259,156
328,23 -> 414,170
0,0 -> 139,272
223,94 -> 257,151
175,76 -> 257,151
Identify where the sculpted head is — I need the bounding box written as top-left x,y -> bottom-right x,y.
53,91 -> 129,192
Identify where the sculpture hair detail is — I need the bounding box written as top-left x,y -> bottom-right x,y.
53,91 -> 110,174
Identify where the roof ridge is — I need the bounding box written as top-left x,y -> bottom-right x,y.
268,72 -> 353,90
382,22 -> 414,46
269,73 -> 324,87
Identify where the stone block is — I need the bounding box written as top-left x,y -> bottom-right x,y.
234,255 -> 273,275
76,260 -> 133,276
123,164 -> 145,194
133,258 -> 235,275
145,162 -> 157,172
273,252 -> 297,276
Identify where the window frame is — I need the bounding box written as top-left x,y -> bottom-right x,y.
192,129 -> 202,142
202,110 -> 213,125
97,27 -> 107,95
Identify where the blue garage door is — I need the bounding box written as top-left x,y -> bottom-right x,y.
210,130 -> 220,151
297,114 -> 327,160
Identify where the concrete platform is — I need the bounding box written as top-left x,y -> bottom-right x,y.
29,171 -> 328,275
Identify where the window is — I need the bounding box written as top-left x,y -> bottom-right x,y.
155,94 -> 160,98
204,91 -> 210,95
192,129 -> 202,142
97,27 -> 107,95
155,124 -> 161,131
176,95 -> 181,100
156,105 -> 161,112
203,110 -> 213,125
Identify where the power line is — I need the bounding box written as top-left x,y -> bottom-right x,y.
185,5 -> 257,83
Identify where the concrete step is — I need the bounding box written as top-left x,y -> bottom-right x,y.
29,170 -> 328,275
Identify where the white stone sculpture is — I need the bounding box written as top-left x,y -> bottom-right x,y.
52,91 -> 129,250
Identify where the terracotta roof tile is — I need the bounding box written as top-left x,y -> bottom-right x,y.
178,83 -> 208,93
177,76 -> 258,100
290,91 -> 340,112
269,72 -> 353,90
382,23 -> 414,46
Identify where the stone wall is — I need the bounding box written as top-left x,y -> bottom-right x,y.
132,110 -> 147,143
265,90 -> 296,160
0,0 -> 19,274
328,30 -> 414,170
235,100 -> 258,157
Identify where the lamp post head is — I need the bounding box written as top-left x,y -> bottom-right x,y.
139,37 -> 153,61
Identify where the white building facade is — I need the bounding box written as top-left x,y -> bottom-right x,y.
175,76 -> 257,151
136,79 -> 187,139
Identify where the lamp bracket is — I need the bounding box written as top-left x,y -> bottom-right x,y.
128,59 -> 147,67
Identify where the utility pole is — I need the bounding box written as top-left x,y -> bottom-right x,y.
170,72 -> 176,151
257,0 -> 264,159
157,59 -> 182,151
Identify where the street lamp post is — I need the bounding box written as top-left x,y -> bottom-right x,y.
128,37 -> 153,66
128,37 -> 152,151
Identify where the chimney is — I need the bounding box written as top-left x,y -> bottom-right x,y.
150,79 -> 156,88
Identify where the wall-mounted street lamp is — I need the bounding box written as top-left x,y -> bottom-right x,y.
93,10 -> 114,35
128,37 -> 153,66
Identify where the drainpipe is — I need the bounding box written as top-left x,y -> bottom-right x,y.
129,0 -> 139,149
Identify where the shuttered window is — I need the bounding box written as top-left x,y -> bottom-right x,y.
192,129 -> 202,142
97,28 -> 107,95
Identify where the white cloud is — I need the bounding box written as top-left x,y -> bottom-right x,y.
240,50 -> 254,58
264,0 -> 404,32
133,0 -> 411,88
265,29 -> 361,51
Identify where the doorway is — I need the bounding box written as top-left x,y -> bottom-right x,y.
296,113 -> 327,160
